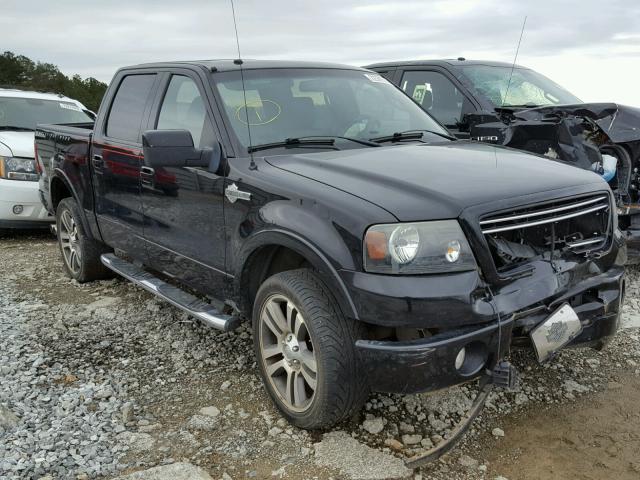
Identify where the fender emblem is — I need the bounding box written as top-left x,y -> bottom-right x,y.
225,183 -> 251,203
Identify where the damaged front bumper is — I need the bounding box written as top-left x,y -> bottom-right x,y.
345,258 -> 624,396
356,317 -> 513,394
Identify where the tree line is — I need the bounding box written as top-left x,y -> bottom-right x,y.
0,51 -> 107,112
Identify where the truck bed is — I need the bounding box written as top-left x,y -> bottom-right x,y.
36,122 -> 95,220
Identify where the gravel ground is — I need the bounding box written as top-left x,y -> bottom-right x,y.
1,232 -> 639,480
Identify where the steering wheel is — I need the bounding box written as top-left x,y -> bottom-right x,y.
343,115 -> 381,138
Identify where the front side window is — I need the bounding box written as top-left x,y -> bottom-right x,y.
156,75 -> 214,148
106,74 -> 156,142
460,65 -> 582,108
213,68 -> 449,150
401,71 -> 473,128
0,96 -> 93,131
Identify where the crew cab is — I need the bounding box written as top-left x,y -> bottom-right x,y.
37,60 -> 625,435
0,89 -> 92,230
366,59 -> 640,260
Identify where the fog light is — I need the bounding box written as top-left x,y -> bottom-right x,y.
454,347 -> 466,370
13,204 -> 24,215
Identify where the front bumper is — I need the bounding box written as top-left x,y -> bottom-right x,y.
357,317 -> 513,394
346,260 -> 625,395
0,178 -> 53,227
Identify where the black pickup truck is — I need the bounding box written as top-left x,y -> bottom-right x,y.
366,59 -> 640,261
37,60 -> 625,437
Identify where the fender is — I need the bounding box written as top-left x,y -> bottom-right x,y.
234,228 -> 359,320
50,168 -> 101,241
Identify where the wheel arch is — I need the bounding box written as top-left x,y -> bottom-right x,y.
234,229 -> 358,321
50,169 -> 96,241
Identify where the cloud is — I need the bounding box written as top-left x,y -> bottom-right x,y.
2,0 -> 639,104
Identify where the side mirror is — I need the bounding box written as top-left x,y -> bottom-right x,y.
142,130 -> 222,173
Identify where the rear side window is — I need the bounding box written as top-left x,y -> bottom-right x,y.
106,74 -> 156,142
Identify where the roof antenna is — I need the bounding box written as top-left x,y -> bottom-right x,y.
229,0 -> 257,170
501,16 -> 527,107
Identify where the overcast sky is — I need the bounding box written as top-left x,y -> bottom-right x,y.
3,0 -> 640,105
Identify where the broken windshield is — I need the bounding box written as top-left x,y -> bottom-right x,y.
461,65 -> 581,108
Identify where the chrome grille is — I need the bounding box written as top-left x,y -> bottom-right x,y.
481,193 -> 612,269
480,195 -> 610,234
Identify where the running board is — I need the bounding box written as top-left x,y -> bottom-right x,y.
100,253 -> 239,331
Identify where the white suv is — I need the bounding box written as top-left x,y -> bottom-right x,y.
0,89 -> 94,230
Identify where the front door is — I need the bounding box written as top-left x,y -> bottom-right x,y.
140,72 -> 228,295
91,72 -> 158,260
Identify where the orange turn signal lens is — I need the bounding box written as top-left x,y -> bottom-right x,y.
365,230 -> 388,260
0,157 -> 5,178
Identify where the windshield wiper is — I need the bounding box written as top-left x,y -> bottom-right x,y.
370,129 -> 456,144
499,103 -> 539,109
299,135 -> 381,148
247,137 -> 337,154
0,126 -> 35,131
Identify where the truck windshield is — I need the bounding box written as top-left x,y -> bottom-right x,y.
213,68 -> 450,150
0,96 -> 93,131
460,65 -> 582,108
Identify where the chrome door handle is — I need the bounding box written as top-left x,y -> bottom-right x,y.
140,166 -> 155,186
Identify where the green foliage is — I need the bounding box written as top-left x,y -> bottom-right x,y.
0,51 -> 107,111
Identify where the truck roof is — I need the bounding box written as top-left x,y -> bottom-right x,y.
123,59 -> 370,73
365,59 -> 528,70
0,88 -> 86,106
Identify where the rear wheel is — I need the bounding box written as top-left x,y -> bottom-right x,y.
253,269 -> 368,429
56,197 -> 111,282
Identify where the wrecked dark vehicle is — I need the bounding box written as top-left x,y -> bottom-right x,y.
366,59 -> 640,260
36,60 -> 625,464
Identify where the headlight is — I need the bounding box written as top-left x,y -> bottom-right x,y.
364,220 -> 477,274
0,156 -> 38,181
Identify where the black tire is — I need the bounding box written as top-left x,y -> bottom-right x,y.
56,197 -> 112,282
253,269 -> 368,429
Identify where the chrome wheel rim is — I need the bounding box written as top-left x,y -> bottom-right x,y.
259,294 -> 317,412
59,209 -> 81,275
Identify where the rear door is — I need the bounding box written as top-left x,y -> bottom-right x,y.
91,71 -> 159,260
397,68 -> 478,138
140,69 -> 229,296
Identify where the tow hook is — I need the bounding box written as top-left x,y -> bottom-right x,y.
491,360 -> 519,389
405,361 -> 519,469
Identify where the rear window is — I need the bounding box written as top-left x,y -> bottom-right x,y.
106,74 -> 156,142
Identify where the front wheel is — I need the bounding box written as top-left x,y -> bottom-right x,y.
56,197 -> 112,282
253,269 -> 368,429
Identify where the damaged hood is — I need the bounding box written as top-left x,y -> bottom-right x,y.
468,103 -> 640,169
265,141 -> 606,222
516,103 -> 640,144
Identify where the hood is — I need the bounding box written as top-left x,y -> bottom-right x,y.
265,141 -> 606,222
0,131 -> 35,158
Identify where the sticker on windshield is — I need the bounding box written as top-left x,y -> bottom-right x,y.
59,102 -> 82,112
364,73 -> 388,83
